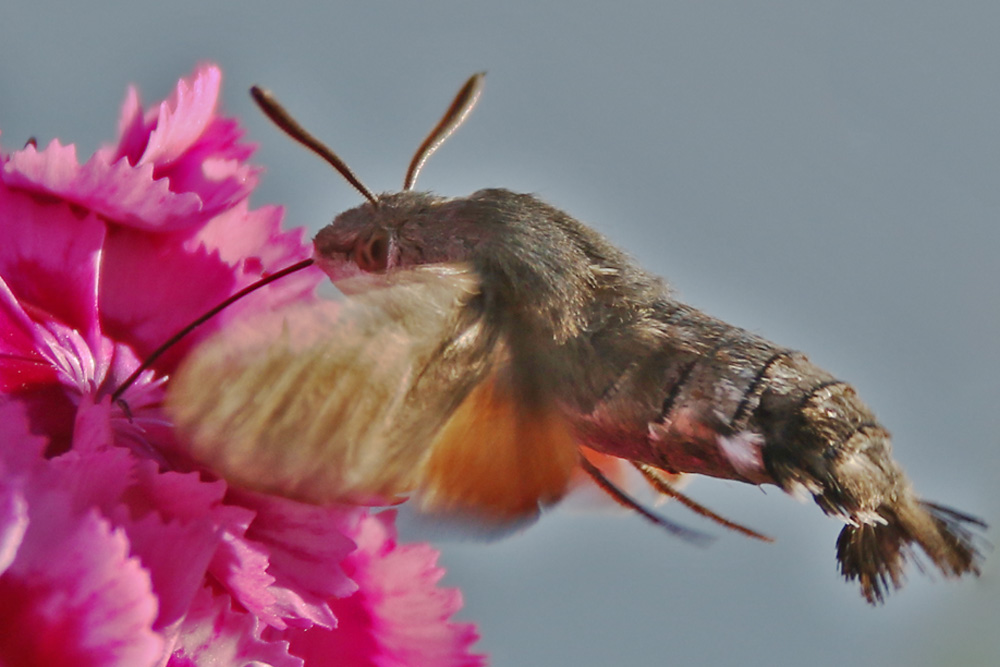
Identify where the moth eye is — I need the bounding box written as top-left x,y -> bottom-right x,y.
354,233 -> 389,272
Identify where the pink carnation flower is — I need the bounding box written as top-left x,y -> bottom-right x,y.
0,64 -> 483,667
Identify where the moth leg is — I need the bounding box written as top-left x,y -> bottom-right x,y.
579,456 -> 710,544
634,463 -> 772,542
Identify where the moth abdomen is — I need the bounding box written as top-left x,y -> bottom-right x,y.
577,298 -> 984,602
835,498 -> 985,604
753,365 -> 985,602
719,347 -> 985,602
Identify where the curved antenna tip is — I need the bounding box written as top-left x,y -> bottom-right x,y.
250,85 -> 379,207
403,73 -> 486,191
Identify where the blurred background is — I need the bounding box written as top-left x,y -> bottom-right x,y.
2,2 -> 997,665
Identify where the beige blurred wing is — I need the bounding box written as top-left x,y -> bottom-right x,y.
166,264 -> 579,524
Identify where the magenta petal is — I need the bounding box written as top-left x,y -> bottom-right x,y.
168,585 -> 303,667
152,116 -> 259,219
34,421 -> 226,634
0,402 -> 47,470
3,140 -> 205,231
112,462 -> 247,629
1,63 -> 483,666
211,525 -> 281,625
119,474 -> 279,629
286,512 -> 484,667
35,319 -> 103,396
1,66 -> 258,232
0,279 -> 58,392
0,498 -> 163,667
97,224 -> 240,369
43,435 -> 237,633
44,443 -> 133,522
17,325 -> 106,447
133,65 -> 222,169
0,181 -> 104,342
183,202 -> 321,328
279,592 -> 377,667
0,483 -> 28,574
98,203 -> 316,371
2,140 -> 79,196
124,510 -> 221,629
112,85 -> 147,161
239,492 -> 358,628
71,393 -> 114,453
113,64 -> 257,227
126,461 -> 229,520
190,201 -> 309,279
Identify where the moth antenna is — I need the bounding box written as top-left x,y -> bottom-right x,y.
403,72 -> 486,191
579,457 -> 711,545
111,258 -> 315,403
250,86 -> 379,207
634,463 -> 774,542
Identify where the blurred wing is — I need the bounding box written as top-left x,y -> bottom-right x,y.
166,264 -> 579,524
418,358 -> 580,523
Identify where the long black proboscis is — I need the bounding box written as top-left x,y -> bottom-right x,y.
111,258 -> 316,403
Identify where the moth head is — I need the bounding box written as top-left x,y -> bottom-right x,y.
311,205 -> 391,282
314,188 -> 502,285
250,74 -> 486,286
311,190 -> 450,283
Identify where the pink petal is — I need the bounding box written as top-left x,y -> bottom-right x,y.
36,404 -> 227,631
190,201 -> 310,281
98,202 -> 317,373
0,278 -> 59,393
0,490 -> 163,667
0,402 -> 47,471
97,224 -> 241,370
149,116 -> 259,219
181,202 -> 321,329
130,65 -> 222,169
123,510 -> 222,630
43,446 -> 133,518
2,66 -> 257,232
111,64 -> 258,227
70,392 -> 115,454
285,512 -> 484,667
209,517 -> 280,626
112,86 -> 146,160
0,483 -> 28,574
238,492 -> 358,629
0,181 -> 104,342
2,141 -> 204,231
0,314 -> 111,449
1,63 -> 484,667
0,306 -> 84,455
53,427 -> 246,631
0,319 -> 156,456
168,585 -> 302,667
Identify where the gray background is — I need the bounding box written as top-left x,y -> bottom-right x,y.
3,2 -> 997,665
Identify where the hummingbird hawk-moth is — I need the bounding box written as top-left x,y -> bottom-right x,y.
161,73 -> 984,604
